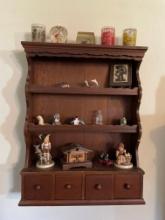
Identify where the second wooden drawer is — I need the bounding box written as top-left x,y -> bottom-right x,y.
55,173 -> 82,200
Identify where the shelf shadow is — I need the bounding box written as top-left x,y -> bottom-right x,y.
150,76 -> 165,220
0,50 -> 27,194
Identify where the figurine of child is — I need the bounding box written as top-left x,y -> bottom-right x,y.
114,142 -> 133,169
35,134 -> 55,169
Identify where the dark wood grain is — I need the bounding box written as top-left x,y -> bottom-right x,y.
114,173 -> 141,199
55,173 -> 82,200
85,174 -> 113,200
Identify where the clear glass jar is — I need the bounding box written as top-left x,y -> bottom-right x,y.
101,27 -> 115,46
95,110 -> 103,125
31,24 -> 46,42
123,28 -> 137,46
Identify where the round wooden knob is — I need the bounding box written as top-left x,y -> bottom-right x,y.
65,184 -> 72,189
34,184 -> 41,190
124,183 -> 131,190
95,184 -> 102,190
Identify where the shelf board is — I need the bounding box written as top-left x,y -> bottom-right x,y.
28,86 -> 138,96
28,123 -> 138,133
21,166 -> 144,174
21,41 -> 148,61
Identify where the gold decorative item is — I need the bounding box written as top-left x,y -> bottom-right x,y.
76,32 -> 95,44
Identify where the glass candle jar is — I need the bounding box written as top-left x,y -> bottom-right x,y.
101,27 -> 115,46
123,28 -> 137,46
31,24 -> 46,42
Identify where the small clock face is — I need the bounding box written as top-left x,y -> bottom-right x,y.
49,26 -> 68,43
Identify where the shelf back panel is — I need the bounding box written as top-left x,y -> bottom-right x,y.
31,94 -> 136,124
32,58 -> 109,87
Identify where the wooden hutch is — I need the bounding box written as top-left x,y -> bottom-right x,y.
19,41 -> 147,206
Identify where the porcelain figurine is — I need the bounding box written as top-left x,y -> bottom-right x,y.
120,116 -> 127,126
84,79 -> 99,88
34,134 -> 55,169
54,82 -> 70,88
52,113 -> 61,125
98,152 -> 113,166
36,115 -> 45,125
70,116 -> 85,125
114,142 -> 133,169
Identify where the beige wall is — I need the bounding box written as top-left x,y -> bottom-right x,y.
0,0 -> 165,219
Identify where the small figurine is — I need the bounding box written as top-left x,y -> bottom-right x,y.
36,115 -> 45,125
52,113 -> 61,125
94,110 -> 103,125
120,116 -> 127,126
34,134 -> 55,169
54,82 -> 70,88
61,143 -> 93,170
114,142 -> 133,169
98,152 -> 113,166
83,79 -> 99,88
70,116 -> 85,125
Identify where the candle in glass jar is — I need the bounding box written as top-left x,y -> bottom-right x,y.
31,24 -> 46,42
123,28 -> 137,46
101,27 -> 115,46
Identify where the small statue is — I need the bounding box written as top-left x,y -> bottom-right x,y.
70,116 -> 85,125
98,152 -> 113,166
84,79 -> 99,88
36,115 -> 45,125
120,117 -> 127,126
34,134 -> 55,169
114,142 -> 133,169
52,113 -> 61,125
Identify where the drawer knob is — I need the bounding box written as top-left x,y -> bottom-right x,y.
65,184 -> 72,189
34,184 -> 41,190
124,183 -> 131,190
95,184 -> 102,190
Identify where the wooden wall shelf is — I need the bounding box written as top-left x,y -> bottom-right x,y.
19,42 -> 147,206
28,124 -> 138,133
28,86 -> 139,96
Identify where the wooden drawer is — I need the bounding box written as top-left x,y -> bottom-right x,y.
114,174 -> 141,199
85,174 -> 113,200
55,173 -> 82,200
23,174 -> 54,200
